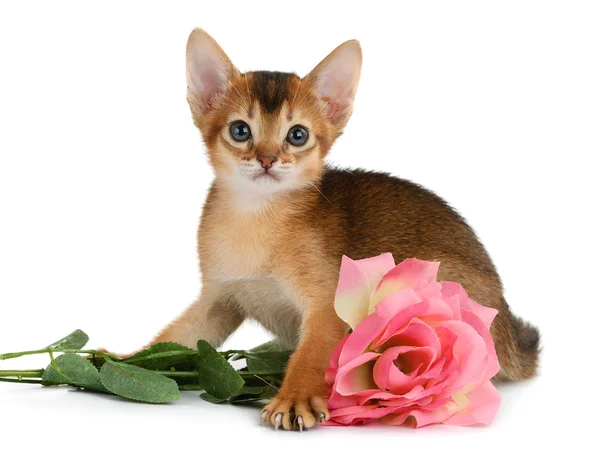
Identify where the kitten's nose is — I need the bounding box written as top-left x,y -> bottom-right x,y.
258,154 -> 277,170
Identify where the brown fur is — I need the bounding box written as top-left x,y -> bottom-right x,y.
148,29 -> 540,430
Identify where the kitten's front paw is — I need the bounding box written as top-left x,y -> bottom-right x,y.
261,394 -> 329,431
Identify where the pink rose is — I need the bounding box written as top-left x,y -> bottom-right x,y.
326,254 -> 501,428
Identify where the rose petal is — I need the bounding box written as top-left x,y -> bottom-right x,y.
402,401 -> 459,428
439,282 -> 463,321
439,321 -> 489,391
335,254 -> 396,330
326,334 -> 350,386
357,388 -> 418,404
338,288 -> 423,367
414,280 -> 444,307
328,404 -> 391,425
369,258 -> 440,313
443,380 -> 501,426
328,389 -> 361,410
461,311 -> 500,380
356,253 -> 396,288
377,354 -> 450,408
380,411 -> 410,426
443,282 -> 498,330
335,352 -> 380,396
338,313 -> 387,367
375,316 -> 443,356
375,287 -> 423,321
373,345 -> 436,394
362,383 -> 427,409
447,282 -> 499,380
412,394 -> 452,411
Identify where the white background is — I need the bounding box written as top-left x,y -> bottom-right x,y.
1,1 -> 598,448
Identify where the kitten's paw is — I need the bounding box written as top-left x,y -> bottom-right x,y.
261,395 -> 329,431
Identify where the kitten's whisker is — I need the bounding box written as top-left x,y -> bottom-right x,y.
194,89 -> 247,111
302,177 -> 332,204
297,87 -> 314,110
244,73 -> 252,107
225,94 -> 248,111
253,375 -> 279,393
228,80 -> 250,108
289,78 -> 303,113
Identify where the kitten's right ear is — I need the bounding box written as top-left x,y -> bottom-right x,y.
186,28 -> 239,114
305,40 -> 362,127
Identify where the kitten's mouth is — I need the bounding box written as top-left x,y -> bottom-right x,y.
252,171 -> 281,182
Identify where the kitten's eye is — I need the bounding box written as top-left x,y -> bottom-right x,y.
230,121 -> 251,142
287,125 -> 309,146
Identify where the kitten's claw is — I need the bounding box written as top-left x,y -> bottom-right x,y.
297,416 -> 304,432
262,395 -> 329,431
260,410 -> 269,425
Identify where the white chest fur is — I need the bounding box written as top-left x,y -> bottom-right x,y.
200,204 -> 303,347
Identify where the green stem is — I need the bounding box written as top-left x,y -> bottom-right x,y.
238,370 -> 285,377
0,349 -> 50,360
0,348 -> 107,361
0,370 -> 45,378
155,371 -> 199,378
123,350 -> 199,364
0,377 -> 44,384
220,350 -> 291,361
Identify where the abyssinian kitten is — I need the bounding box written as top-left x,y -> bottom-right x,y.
131,29 -> 540,430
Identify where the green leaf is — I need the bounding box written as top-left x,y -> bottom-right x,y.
42,353 -> 106,392
250,339 -> 292,353
88,354 -> 108,370
230,385 -> 278,404
238,373 -> 283,389
46,329 -> 89,350
123,342 -> 194,370
245,350 -> 291,373
196,340 -> 244,400
199,381 -> 278,404
199,392 -> 228,404
99,361 -> 180,404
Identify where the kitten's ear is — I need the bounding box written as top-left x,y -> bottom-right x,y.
305,40 -> 362,125
186,28 -> 239,114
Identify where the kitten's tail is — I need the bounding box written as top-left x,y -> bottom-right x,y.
498,311 -> 541,381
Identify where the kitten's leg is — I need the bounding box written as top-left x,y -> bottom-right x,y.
151,283 -> 244,349
261,303 -> 347,431
101,283 -> 244,358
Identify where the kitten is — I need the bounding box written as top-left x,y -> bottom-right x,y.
148,29 -> 539,430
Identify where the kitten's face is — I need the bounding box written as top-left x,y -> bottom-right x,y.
185,29 -> 362,197
196,72 -> 334,195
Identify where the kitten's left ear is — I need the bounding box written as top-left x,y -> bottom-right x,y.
305,40 -> 362,126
